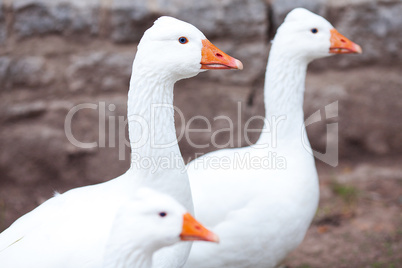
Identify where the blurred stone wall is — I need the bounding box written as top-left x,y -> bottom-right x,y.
0,0 -> 401,194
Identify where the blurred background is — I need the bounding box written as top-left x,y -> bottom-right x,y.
0,0 -> 401,267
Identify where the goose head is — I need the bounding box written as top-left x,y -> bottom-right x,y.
108,188 -> 218,255
273,8 -> 362,63
133,16 -> 243,82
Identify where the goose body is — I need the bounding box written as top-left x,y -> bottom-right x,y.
0,181 -> 133,268
186,8 -> 361,267
0,16 -> 241,268
0,187 -> 218,268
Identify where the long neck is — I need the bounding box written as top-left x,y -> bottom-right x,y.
257,45 -> 309,146
127,66 -> 185,174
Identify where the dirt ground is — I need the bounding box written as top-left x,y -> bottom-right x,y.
0,155 -> 400,268
285,157 -> 402,268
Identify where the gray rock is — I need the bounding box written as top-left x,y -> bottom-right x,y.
0,1 -> 6,44
271,0 -> 327,29
4,101 -> 47,121
110,0 -> 157,43
304,67 -> 402,157
110,0 -> 268,43
13,0 -> 98,38
0,123 -> 68,185
0,56 -> 11,87
6,56 -> 55,89
66,51 -> 133,92
329,1 -> 402,67
167,0 -> 267,40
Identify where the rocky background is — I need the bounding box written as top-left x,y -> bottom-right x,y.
0,0 -> 401,267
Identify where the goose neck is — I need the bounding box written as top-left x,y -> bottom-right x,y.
127,69 -> 183,172
258,49 -> 309,144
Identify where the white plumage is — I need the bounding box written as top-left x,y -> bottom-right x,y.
102,188 -> 218,268
186,8 -> 362,268
0,16 -> 240,268
0,187 -> 218,268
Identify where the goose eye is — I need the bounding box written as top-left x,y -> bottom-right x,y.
178,37 -> 188,44
311,28 -> 318,34
159,212 -> 167,217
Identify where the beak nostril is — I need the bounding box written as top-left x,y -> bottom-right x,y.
195,225 -> 201,231
216,53 -> 223,58
340,38 -> 346,43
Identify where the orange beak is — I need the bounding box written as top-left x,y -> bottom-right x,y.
180,212 -> 219,243
330,29 -> 362,54
201,39 -> 243,70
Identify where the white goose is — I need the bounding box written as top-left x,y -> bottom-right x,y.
0,16 -> 242,268
186,8 -> 362,268
103,188 -> 219,268
0,187 -> 219,268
